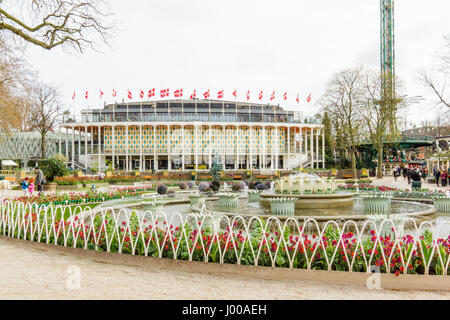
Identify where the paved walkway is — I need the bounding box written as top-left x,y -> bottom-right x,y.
0,238 -> 448,300
370,176 -> 450,192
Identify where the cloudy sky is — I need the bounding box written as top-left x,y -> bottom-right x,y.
25,0 -> 449,126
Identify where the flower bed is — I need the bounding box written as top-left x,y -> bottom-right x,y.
8,185 -> 157,207
1,201 -> 449,276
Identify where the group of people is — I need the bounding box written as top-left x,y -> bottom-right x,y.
433,167 -> 449,187
392,166 -> 426,189
20,167 -> 46,197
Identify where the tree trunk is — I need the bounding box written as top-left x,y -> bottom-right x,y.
41,131 -> 46,159
351,148 -> 357,180
377,144 -> 384,178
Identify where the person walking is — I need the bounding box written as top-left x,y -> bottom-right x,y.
440,169 -> 448,187
402,166 -> 408,181
411,169 -> 422,190
34,167 -> 46,195
407,168 -> 412,185
21,177 -> 29,197
393,167 -> 400,182
435,168 -> 441,187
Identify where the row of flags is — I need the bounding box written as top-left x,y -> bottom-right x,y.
73,89 -> 312,104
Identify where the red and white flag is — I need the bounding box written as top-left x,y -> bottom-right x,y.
270,91 -> 275,101
85,91 -> 88,99
306,93 -> 312,103
127,90 -> 132,100
283,92 -> 287,101
258,90 -> 263,100
190,89 -> 197,99
112,89 -> 117,97
217,90 -> 224,99
203,89 -> 210,99
100,90 -> 104,99
160,88 -> 169,98
246,90 -> 250,101
72,91 -> 76,100
232,90 -> 237,98
174,89 -> 183,98
139,90 -> 144,99
296,94 -> 300,104
148,88 -> 155,98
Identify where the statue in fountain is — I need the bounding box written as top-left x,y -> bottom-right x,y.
210,154 -> 224,181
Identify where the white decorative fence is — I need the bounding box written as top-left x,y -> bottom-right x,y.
0,200 -> 449,276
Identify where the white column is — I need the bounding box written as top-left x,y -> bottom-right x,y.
222,125 -> 226,170
287,127 -> 291,170
262,126 -> 267,170
322,128 -> 325,169
275,126 -> 279,170
112,125 -> 115,170
98,126 -> 101,173
153,125 -> 158,170
299,127 -> 303,162
168,125 -> 172,171
310,128 -> 314,169
84,126 -> 88,170
235,125 -> 239,170
316,128 -> 319,169
208,125 -> 212,169
78,128 -> 81,160
182,125 -> 185,171
249,126 -> 253,170
139,125 -> 143,171
65,127 -> 69,159
125,125 -> 129,171
71,126 -> 75,168
195,124 -> 198,171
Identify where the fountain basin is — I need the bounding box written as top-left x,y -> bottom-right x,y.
259,192 -> 356,210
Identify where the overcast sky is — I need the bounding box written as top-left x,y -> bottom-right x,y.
25,0 -> 449,127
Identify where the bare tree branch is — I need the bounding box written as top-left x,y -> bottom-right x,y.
0,0 -> 116,53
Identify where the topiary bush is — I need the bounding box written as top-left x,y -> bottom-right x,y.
37,158 -> 69,182
232,183 -> 242,192
188,181 -> 196,189
211,180 -> 221,192
256,183 -> 268,191
157,184 -> 167,195
198,182 -> 210,193
178,182 -> 187,190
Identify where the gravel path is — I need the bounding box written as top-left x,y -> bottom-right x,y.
0,238 -> 449,300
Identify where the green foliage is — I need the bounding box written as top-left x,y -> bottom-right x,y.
38,158 -> 69,182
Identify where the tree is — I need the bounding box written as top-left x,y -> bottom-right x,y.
0,0 -> 115,53
319,68 -> 365,179
0,37 -> 34,133
29,82 -> 62,158
420,35 -> 450,110
316,111 -> 334,167
357,70 -> 406,178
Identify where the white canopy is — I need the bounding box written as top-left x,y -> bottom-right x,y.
2,160 -> 18,166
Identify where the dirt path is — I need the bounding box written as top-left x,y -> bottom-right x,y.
0,238 -> 448,300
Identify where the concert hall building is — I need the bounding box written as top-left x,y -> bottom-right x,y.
58,99 -> 324,172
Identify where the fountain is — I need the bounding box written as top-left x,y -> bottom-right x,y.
217,192 -> 239,208
247,190 -> 262,203
188,192 -> 206,207
433,194 -> 450,213
360,192 -> 393,213
268,197 -> 296,215
260,173 -> 355,210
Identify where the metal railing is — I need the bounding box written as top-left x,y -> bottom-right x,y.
0,200 -> 448,275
